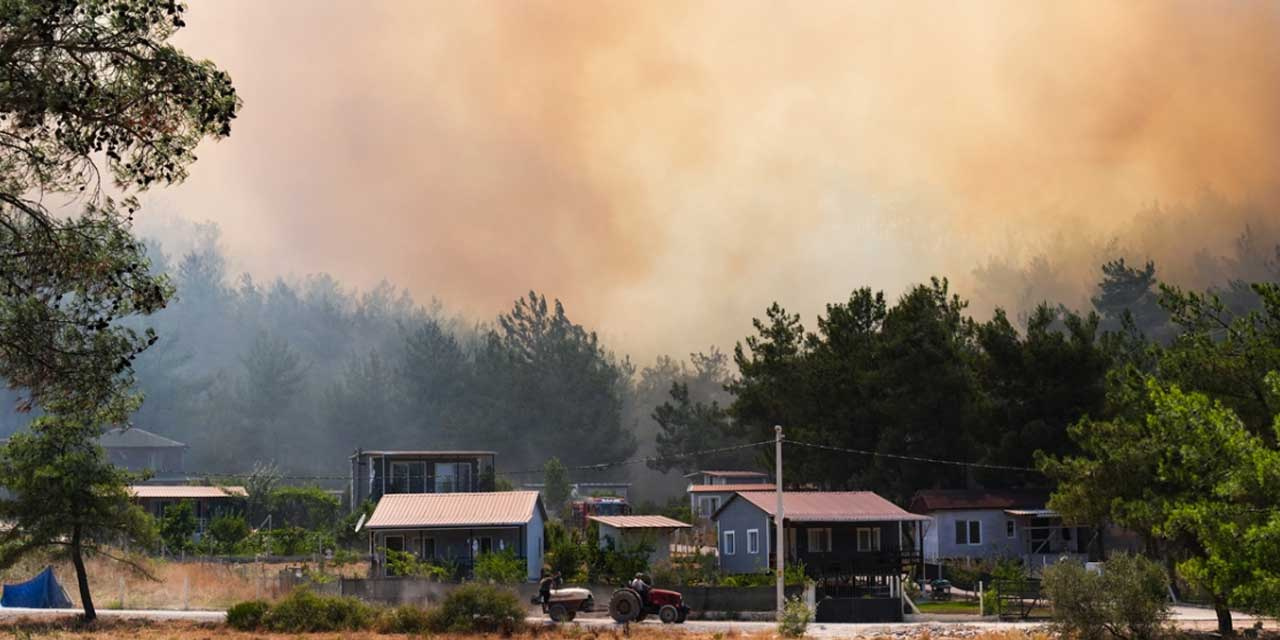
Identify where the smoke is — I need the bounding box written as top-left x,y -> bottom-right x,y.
156,1 -> 1280,357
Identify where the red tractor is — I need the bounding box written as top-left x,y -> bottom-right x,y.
608,585 -> 689,624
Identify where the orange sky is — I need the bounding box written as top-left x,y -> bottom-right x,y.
148,1 -> 1280,358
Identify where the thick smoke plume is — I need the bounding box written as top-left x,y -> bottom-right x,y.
160,1 -> 1280,356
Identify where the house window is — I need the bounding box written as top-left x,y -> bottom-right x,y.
434,462 -> 474,492
477,536 -> 493,554
435,463 -> 457,492
807,528 -> 832,552
786,528 -> 797,557
955,520 -> 982,545
1007,520 -> 1016,539
422,537 -> 436,559
389,462 -> 411,493
857,527 -> 881,552
699,496 -> 721,517
1062,527 -> 1072,541
723,530 -> 736,555
408,462 -> 427,493
747,529 -> 760,554
385,535 -> 404,553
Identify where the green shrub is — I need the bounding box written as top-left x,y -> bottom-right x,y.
385,548 -> 450,579
1042,554 -> 1169,640
226,599 -> 270,631
207,514 -> 251,554
159,500 -> 197,553
262,588 -> 375,632
267,526 -> 310,556
778,595 -> 812,638
376,604 -> 433,634
426,583 -> 525,634
473,547 -> 527,584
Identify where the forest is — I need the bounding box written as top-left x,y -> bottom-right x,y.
4,216 -> 1276,505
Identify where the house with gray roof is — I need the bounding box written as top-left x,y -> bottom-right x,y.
99,427 -> 187,480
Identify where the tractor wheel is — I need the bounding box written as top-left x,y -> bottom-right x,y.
676,610 -> 688,624
659,605 -> 679,624
609,590 -> 641,623
549,604 -> 569,622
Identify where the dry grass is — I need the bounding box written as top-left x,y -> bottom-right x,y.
0,620 -> 1064,640
0,552 -> 364,610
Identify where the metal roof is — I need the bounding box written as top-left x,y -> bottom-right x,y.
99,427 -> 186,449
351,450 -> 497,459
688,483 -> 777,493
1004,508 -> 1060,517
908,489 -> 1050,513
129,485 -> 247,499
721,491 -> 928,522
588,515 -> 691,529
685,470 -> 769,478
365,491 -> 543,529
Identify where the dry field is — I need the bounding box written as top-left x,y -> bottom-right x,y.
0,620 -> 1056,640
0,554 -> 363,611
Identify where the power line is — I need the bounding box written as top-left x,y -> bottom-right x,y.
175,440 -> 777,482
785,439 -> 1040,472
177,436 -> 1037,482
492,439 -> 777,477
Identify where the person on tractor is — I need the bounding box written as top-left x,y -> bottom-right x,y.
539,571 -> 562,605
628,573 -> 651,603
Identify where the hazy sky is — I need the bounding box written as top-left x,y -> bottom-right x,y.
149,1 -> 1280,358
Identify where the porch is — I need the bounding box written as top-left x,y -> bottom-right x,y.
371,527 -> 525,579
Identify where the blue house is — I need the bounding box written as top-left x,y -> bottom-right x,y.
909,489 -> 1104,566
363,491 -> 546,581
711,491 -> 927,582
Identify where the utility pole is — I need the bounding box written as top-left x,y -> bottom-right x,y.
775,424 -> 785,618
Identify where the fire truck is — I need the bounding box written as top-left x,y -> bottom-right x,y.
571,495 -> 631,529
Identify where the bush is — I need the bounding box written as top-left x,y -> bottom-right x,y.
426,583 -> 525,634
778,595 -> 812,637
376,604 -> 433,634
207,514 -> 251,554
474,548 -> 527,584
159,500 -> 197,553
1042,554 -> 1169,640
385,548 -> 450,579
226,599 -> 269,631
262,588 -> 376,632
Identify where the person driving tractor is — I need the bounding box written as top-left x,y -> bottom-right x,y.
539,571 -> 562,605
628,573 -> 651,601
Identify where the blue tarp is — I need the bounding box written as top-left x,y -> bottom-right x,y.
1,566 -> 73,608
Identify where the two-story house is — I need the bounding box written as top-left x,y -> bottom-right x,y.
349,449 -> 497,512
684,470 -> 773,520
99,427 -> 188,481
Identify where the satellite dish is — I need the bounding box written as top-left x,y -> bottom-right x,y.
353,512 -> 367,533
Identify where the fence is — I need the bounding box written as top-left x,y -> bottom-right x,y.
290,577 -> 803,614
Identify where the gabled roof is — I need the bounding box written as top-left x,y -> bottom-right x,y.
99,427 -> 186,449
908,489 -> 1051,513
588,515 -> 691,529
129,485 -> 246,499
365,491 -> 544,529
716,491 -> 928,523
683,470 -> 769,479
688,483 -> 777,493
